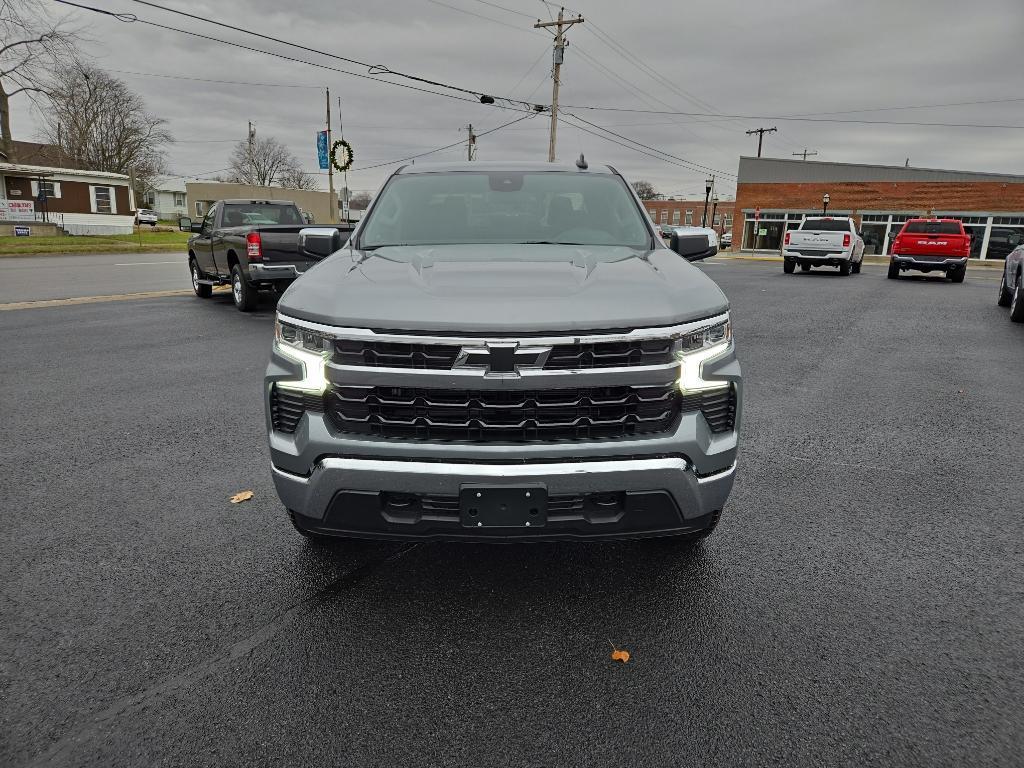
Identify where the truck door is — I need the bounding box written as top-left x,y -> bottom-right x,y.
195,204 -> 218,276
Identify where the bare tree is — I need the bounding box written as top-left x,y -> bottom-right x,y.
278,165 -> 319,191
631,179 -> 658,200
0,0 -> 81,162
40,62 -> 171,196
348,191 -> 372,210
226,136 -> 314,189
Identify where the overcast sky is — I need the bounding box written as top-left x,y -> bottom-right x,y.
15,0 -> 1024,198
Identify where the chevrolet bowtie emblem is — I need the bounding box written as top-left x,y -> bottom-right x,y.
454,342 -> 551,376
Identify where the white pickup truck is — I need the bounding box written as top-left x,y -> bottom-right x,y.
782,217 -> 865,276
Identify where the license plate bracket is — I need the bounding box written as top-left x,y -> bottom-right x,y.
460,484 -> 547,528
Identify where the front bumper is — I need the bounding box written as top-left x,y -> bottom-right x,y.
892,255 -> 967,272
275,457 -> 734,540
265,328 -> 741,540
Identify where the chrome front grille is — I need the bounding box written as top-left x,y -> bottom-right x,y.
332,338 -> 676,370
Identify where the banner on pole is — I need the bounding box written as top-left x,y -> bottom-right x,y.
316,131 -> 329,170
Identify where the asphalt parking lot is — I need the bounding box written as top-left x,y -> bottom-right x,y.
1,256 -> 1022,767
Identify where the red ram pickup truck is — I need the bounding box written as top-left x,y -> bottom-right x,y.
887,218 -> 970,282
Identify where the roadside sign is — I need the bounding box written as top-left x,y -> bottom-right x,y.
316,131 -> 329,170
0,200 -> 35,221
13,225 -> 31,236
758,228 -> 767,236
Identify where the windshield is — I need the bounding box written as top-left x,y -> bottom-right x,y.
358,171 -> 651,249
903,221 -> 962,234
802,219 -> 850,232
221,203 -> 302,227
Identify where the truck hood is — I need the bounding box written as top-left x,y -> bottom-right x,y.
277,244 -> 729,333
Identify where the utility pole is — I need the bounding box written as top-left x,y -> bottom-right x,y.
466,123 -> 477,161
248,121 -> 255,149
746,126 -> 777,157
535,8 -> 585,162
792,148 -> 818,161
325,87 -> 336,223
338,95 -> 349,224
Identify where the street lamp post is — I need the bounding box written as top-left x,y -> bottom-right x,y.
701,177 -> 713,228
710,195 -> 719,232
822,193 -> 830,215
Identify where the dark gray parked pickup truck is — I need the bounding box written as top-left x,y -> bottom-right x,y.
179,200 -> 352,311
265,161 -> 742,543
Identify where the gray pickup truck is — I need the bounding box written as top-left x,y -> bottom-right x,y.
179,200 -> 351,311
265,161 -> 742,543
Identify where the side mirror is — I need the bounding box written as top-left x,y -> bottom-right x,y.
670,232 -> 718,262
299,227 -> 345,260
178,216 -> 192,232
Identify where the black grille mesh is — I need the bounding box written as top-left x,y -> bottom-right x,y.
334,339 -> 461,369
270,386 -> 324,433
325,384 -> 680,442
680,386 -> 736,433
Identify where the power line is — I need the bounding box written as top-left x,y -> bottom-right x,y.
556,104 -> 1024,130
105,67 -> 323,88
558,115 -> 736,194
54,0 -> 535,111
563,113 -> 736,178
468,0 -> 536,18
424,0 -> 528,33
352,113 -> 537,171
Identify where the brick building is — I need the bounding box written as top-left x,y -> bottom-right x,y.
733,157 -> 1024,259
642,198 -> 735,234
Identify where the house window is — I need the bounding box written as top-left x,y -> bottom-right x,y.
91,185 -> 116,214
713,213 -> 721,226
724,214 -> 732,228
659,210 -> 668,224
648,208 -> 656,218
685,210 -> 693,226
144,191 -> 155,205
174,192 -> 186,207
671,210 -> 680,225
30,180 -> 61,199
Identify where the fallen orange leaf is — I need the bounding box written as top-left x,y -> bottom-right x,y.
230,490 -> 254,504
611,649 -> 630,663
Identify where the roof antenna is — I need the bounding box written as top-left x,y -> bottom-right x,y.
576,153 -> 588,170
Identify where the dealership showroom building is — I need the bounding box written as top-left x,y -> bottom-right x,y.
732,156 -> 1024,259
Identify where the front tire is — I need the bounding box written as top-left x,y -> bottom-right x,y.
887,260 -> 899,280
190,259 -> 212,298
231,264 -> 258,312
997,272 -> 1013,306
783,259 -> 795,274
1011,276 -> 1024,323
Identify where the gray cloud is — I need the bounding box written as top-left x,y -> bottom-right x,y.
14,0 -> 1024,197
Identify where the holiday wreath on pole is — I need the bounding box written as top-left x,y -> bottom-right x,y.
330,139 -> 354,172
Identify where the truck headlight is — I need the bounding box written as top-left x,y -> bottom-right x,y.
677,317 -> 732,393
274,317 -> 331,393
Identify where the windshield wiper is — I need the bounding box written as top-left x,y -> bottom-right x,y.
359,243 -> 409,250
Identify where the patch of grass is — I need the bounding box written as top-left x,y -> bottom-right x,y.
0,230 -> 191,256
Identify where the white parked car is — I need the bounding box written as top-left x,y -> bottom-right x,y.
136,209 -> 159,226
782,216 -> 865,276
720,231 -> 733,249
